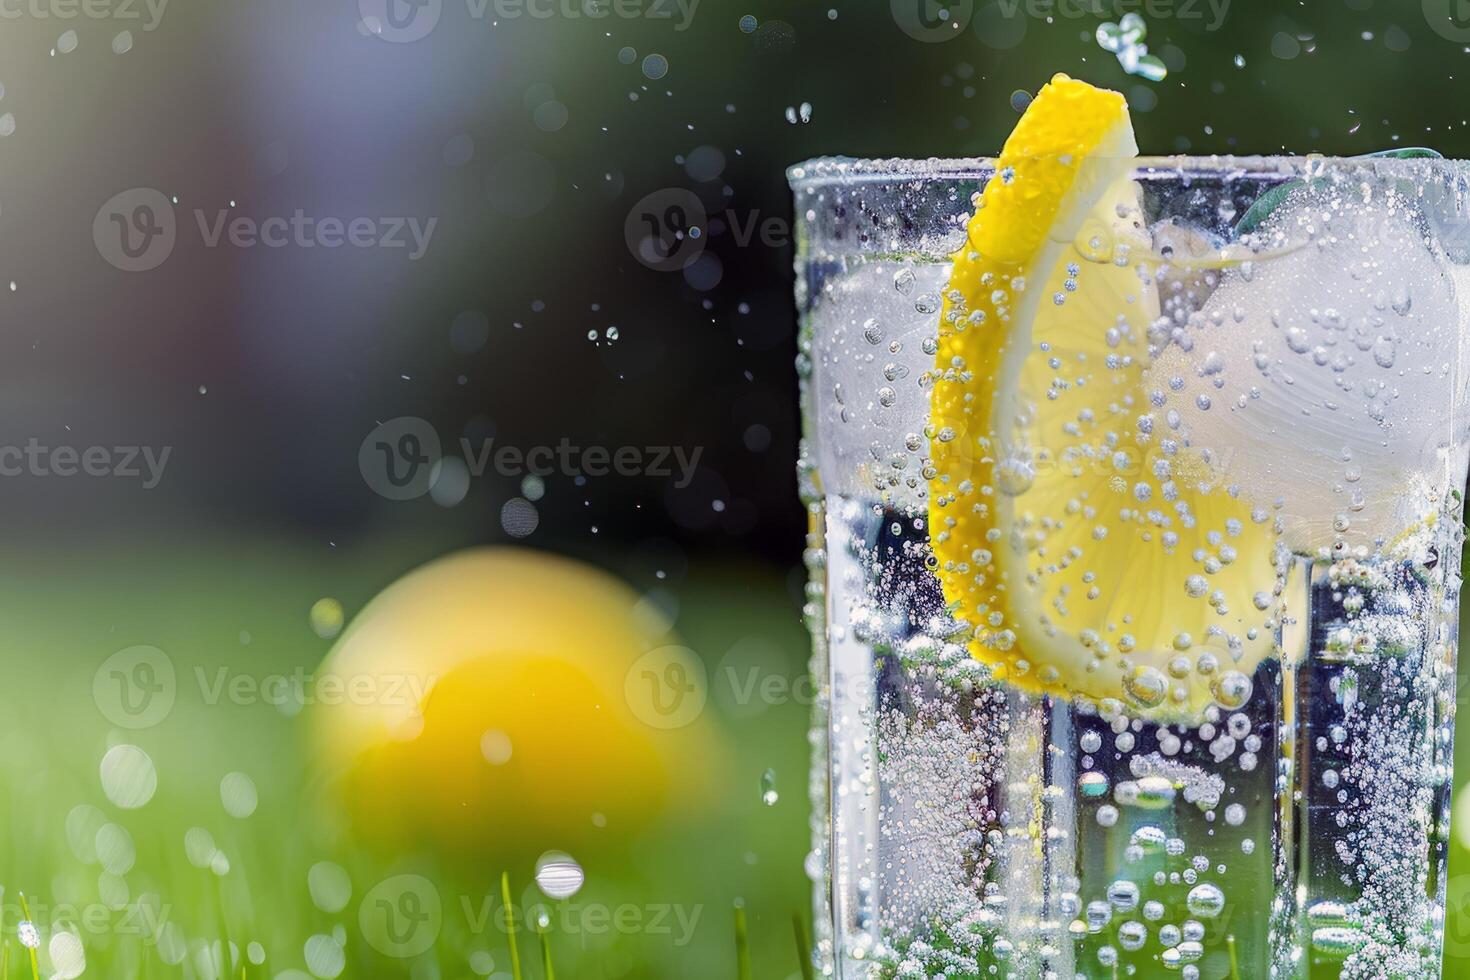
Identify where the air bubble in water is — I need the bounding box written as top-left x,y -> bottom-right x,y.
1186,883 -> 1225,918
1106,880 -> 1140,911
1117,920 -> 1147,950
1212,670 -> 1253,709
1132,775 -> 1176,809
760,768 -> 778,805
1123,666 -> 1167,708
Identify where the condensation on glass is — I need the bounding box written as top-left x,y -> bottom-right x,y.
791,156 -> 1470,980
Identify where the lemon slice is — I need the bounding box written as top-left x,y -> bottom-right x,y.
927,75 -> 1280,716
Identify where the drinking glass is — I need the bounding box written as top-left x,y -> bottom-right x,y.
791,155 -> 1470,979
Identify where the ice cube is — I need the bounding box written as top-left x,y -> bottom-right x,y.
1148,183 -> 1465,553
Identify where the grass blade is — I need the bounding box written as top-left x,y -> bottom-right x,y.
17,895 -> 37,980
538,924 -> 555,980
792,912 -> 814,980
733,900 -> 751,980
501,873 -> 523,980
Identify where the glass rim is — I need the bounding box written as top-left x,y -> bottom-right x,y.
786,153 -> 1470,191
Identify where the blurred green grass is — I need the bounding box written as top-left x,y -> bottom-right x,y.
2,540 -> 1468,977
0,542 -> 813,978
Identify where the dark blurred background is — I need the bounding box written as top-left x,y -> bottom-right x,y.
3,0 -> 1467,571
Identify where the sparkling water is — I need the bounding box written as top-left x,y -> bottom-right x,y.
791,157 -> 1470,979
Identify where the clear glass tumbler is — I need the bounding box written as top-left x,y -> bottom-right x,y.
791,156 -> 1470,980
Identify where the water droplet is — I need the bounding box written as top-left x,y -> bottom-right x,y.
220,772 -> 258,819
295,870 -> 347,924
310,598 -> 345,639
100,745 -> 157,810
760,768 -> 779,805
641,54 -> 669,80
535,852 -> 585,900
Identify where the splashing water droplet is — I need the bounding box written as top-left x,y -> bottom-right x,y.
761,768 -> 779,805
535,852 -> 585,900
